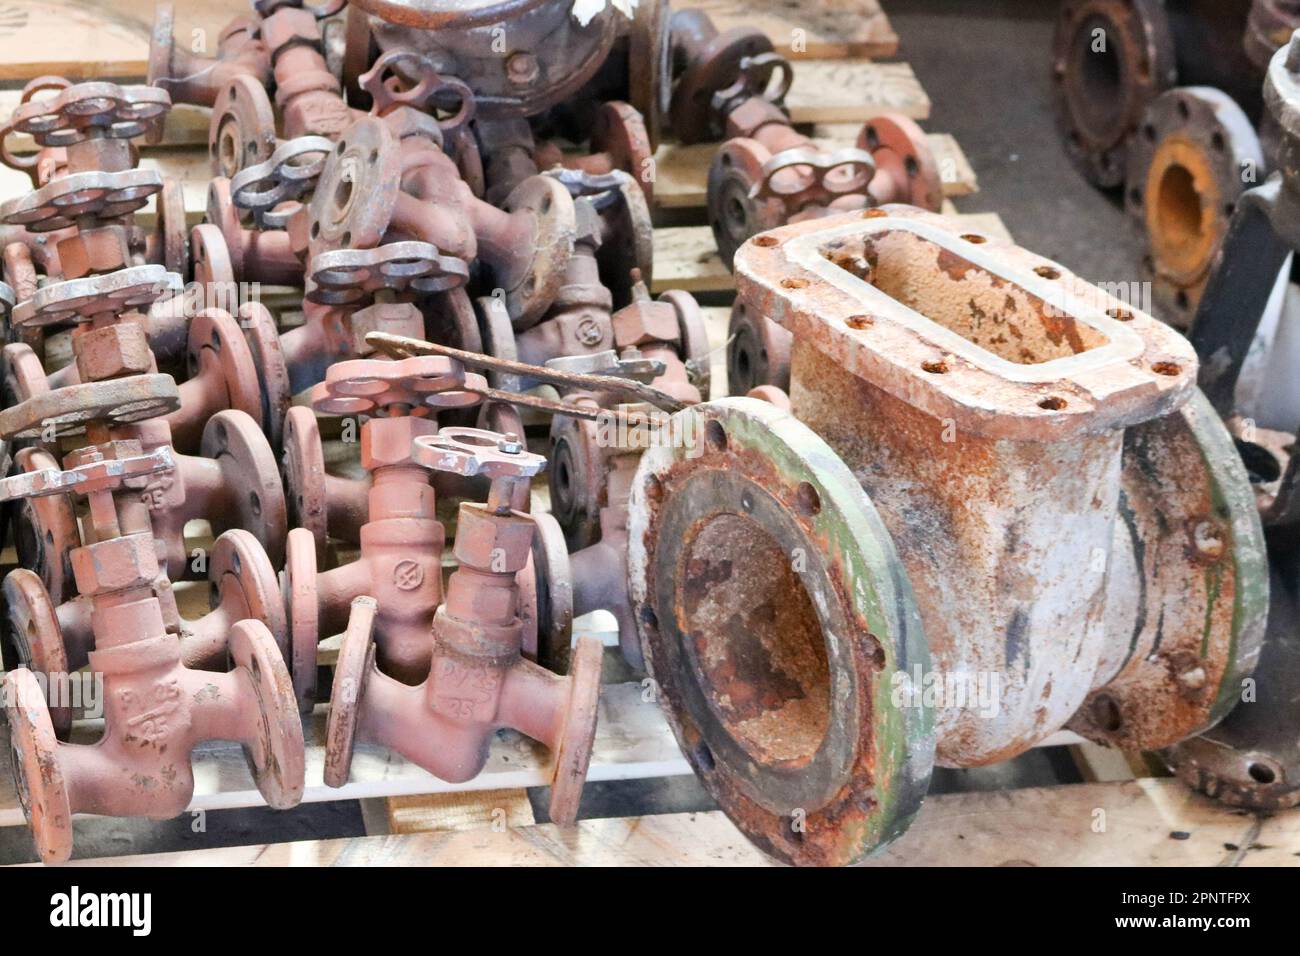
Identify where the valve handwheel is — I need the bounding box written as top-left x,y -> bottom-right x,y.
310,355 -> 486,416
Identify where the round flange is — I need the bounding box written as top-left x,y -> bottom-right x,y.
1162,550 -> 1300,809
660,288 -> 711,401
187,308 -> 265,425
5,668 -> 72,864
154,178 -> 189,276
628,0 -> 671,150
860,115 -> 944,212
547,634 -> 602,826
593,169 -> 655,308
238,302 -> 292,450
307,117 -> 403,259
210,74 -> 278,180
1068,390 -> 1269,751
548,412 -> 607,552
191,222 -> 238,293
726,297 -> 791,394
210,529 -> 288,664
627,397 -> 934,866
670,26 -> 774,145
500,175 -> 578,329
228,618 -> 306,809
282,526 -> 321,710
591,101 -> 656,203
1125,87 -> 1264,324
323,596 -> 377,787
476,295 -> 524,391
281,405 -> 330,559
10,447 -> 79,607
1052,0 -> 1176,188
707,138 -> 782,271
3,569 -> 72,740
529,509 -> 574,670
200,409 -> 288,566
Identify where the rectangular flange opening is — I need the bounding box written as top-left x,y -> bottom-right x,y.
819,229 -> 1110,366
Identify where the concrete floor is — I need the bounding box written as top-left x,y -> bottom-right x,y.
0,3 -> 1102,864
891,0 -> 1148,284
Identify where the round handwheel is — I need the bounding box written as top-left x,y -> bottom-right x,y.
186,308 -> 264,426
228,618 -> 306,809
310,355 -> 485,416
413,426 -> 546,479
201,410 -> 287,566
547,634 -> 602,826
239,302 -> 292,450
323,596 -> 378,788
860,114 -> 944,212
660,288 -> 711,401
5,668 -> 72,864
308,116 -> 403,259
281,406 -> 330,560
282,526 -> 321,710
0,374 -> 180,441
210,529 -> 288,664
10,447 -> 79,607
3,570 -> 72,739
12,264 -> 181,330
0,168 -> 163,232
209,75 -> 278,180
500,175 -> 578,329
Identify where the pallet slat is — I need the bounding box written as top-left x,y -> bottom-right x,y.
693,0 -> 898,60
45,779 -> 1296,867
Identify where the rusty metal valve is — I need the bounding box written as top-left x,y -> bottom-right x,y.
0,441 -> 303,865
627,206 -> 1267,866
323,425 -> 603,825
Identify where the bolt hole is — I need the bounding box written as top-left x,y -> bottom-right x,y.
1092,694 -> 1122,732
1248,762 -> 1277,784
795,481 -> 821,516
694,742 -> 715,771
960,233 -> 986,244
1034,265 -> 1061,280
1211,131 -> 1226,152
705,419 -> 727,452
1106,307 -> 1134,322
1038,396 -> 1067,410
1152,361 -> 1182,376
862,208 -> 887,219
781,277 -> 809,289
846,314 -> 872,330
740,490 -> 754,512
640,605 -> 658,631
249,491 -> 262,517
645,474 -> 663,502
921,358 -> 949,374
753,235 -> 779,247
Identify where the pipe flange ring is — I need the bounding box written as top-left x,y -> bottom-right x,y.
1125,87 -> 1264,322
628,0 -> 671,150
311,354 -> 484,415
0,168 -> 164,232
627,397 -> 933,866
5,668 -> 72,864
210,75 -> 278,180
3,569 -> 72,739
239,302 -> 292,450
281,406 -> 330,558
306,241 -> 470,305
228,618 -> 306,808
282,527 -> 320,710
308,116 -> 402,258
202,409 -> 288,567
323,596 -> 377,787
1052,0 -> 1176,188
860,114 -> 944,212
10,445 -> 79,606
11,81 -> 171,147
13,264 -> 182,329
500,174 -> 578,329
209,528 -> 289,663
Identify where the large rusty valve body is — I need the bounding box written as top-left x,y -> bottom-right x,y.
628,206 -> 1267,866
281,355 -> 484,708
325,425 -> 602,825
0,441 -> 304,865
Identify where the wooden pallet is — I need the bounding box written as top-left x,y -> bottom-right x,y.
43,779 -> 1298,867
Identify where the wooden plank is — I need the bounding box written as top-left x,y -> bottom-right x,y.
387,789 -> 536,835
787,61 -> 928,123
47,778 -> 1300,867
0,0 -> 235,82
0,681 -> 692,828
692,0 -> 898,60
653,132 -> 977,210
